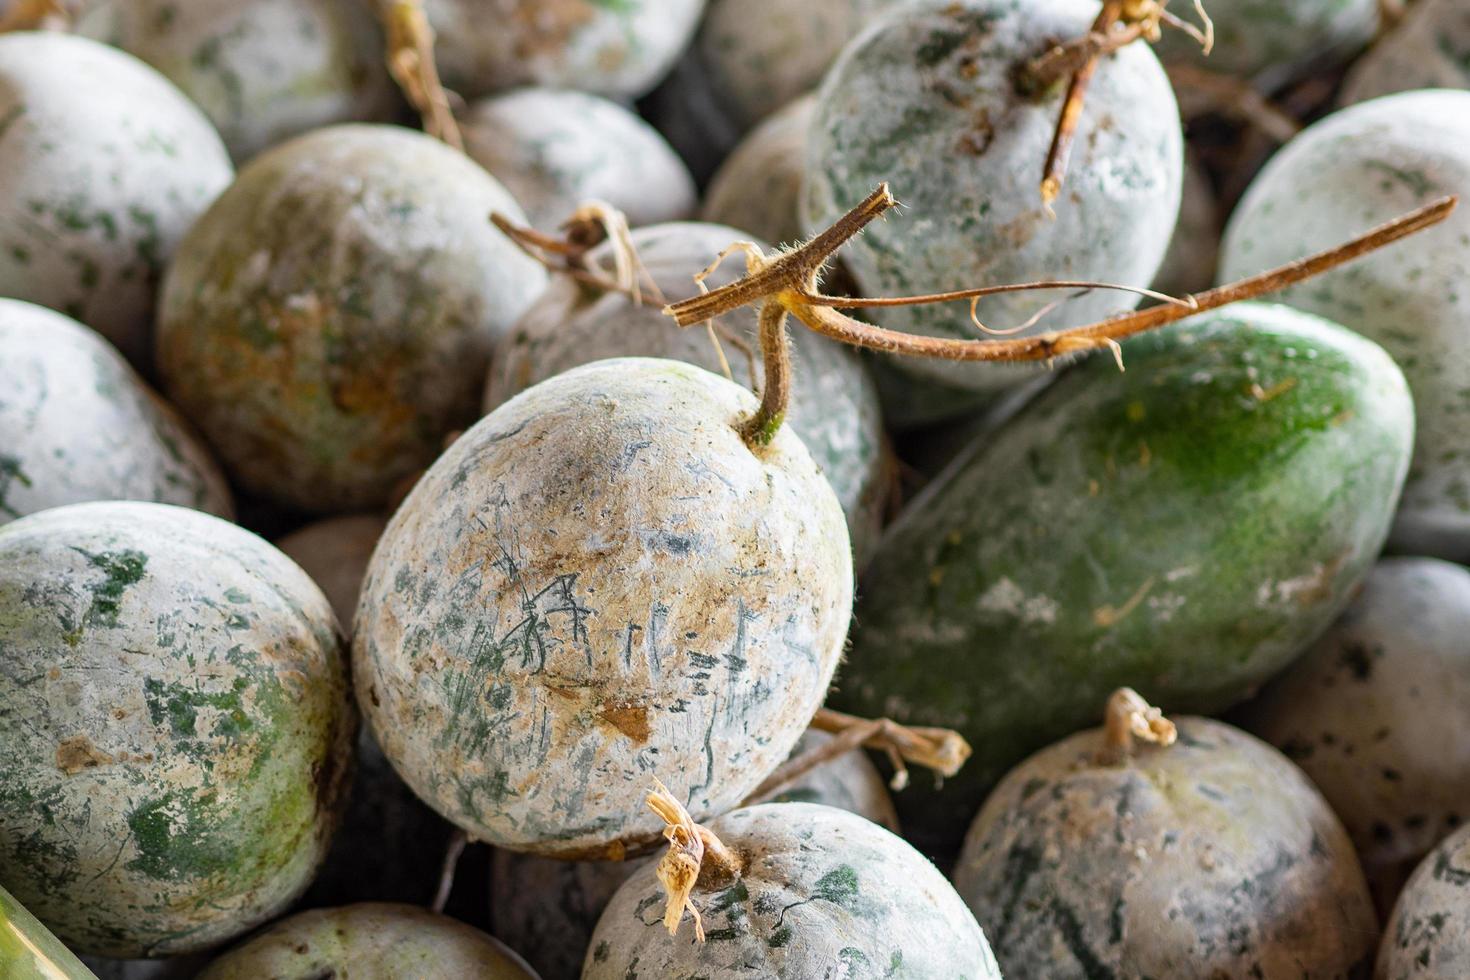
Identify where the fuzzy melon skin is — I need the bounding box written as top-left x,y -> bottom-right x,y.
490,731 -> 899,980
484,222 -> 890,566
954,717 -> 1378,978
197,903 -> 536,979
460,88 -> 695,230
835,304 -> 1415,854
1340,0 -> 1470,104
76,0 -> 396,162
0,300 -> 233,527
355,358 -> 853,857
1378,822 -> 1470,979
0,32 -> 233,368
701,95 -> 815,249
0,502 -> 354,957
1221,90 -> 1470,561
418,0 -> 704,100
584,802 -> 999,979
1238,558 -> 1470,912
1155,0 -> 1377,88
696,0 -> 903,132
157,123 -> 546,514
804,0 -> 1182,392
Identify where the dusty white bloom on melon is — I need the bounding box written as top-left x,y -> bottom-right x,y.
0,32 -> 233,367
355,357 -> 853,857
0,299 -> 233,526
803,0 -> 1182,393
76,0 -> 397,161
1220,89 -> 1470,560
1378,822 -> 1470,980
460,88 -> 695,229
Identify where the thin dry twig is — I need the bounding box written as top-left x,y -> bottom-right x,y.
430,829 -> 468,914
491,203 -> 658,303
382,0 -> 463,150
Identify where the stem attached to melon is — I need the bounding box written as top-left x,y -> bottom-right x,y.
1096,687 -> 1176,765
746,708 -> 973,803
646,780 -> 745,943
665,183 -> 1455,444
381,0 -> 463,151
491,203 -> 659,303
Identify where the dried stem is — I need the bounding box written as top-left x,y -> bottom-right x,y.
647,780 -> 744,943
665,183 -> 1455,375
490,204 -> 657,303
1095,687 -> 1176,765
747,708 -> 972,801
740,303 -> 792,446
382,0 -> 462,150
430,829 -> 468,914
1167,63 -> 1302,142
0,0 -> 67,30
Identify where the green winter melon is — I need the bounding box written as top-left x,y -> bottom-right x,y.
76,0 -> 397,161
953,697 -> 1378,977
0,32 -> 234,367
0,502 -> 354,957
355,358 -> 853,858
835,302 -> 1415,853
156,123 -> 547,513
1378,822 -> 1470,979
197,903 -> 536,979
0,299 -> 233,526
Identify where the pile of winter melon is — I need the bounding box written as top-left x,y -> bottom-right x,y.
3,0 -> 1470,977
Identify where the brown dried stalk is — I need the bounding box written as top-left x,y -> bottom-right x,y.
1095,687 -> 1176,765
666,183 -> 1456,447
0,0 -> 67,31
491,203 -> 658,303
745,708 -> 973,803
647,779 -> 745,943
382,0 -> 462,150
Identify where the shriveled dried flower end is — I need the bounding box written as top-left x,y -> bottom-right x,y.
1097,687 -> 1177,765
646,780 -> 745,943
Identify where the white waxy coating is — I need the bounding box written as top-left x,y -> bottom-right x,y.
460,87 -> 695,229
1239,558 -> 1470,910
1220,89 -> 1470,560
490,730 -> 899,980
696,0 -> 903,132
804,0 -> 1182,392
701,95 -> 815,249
355,358 -> 853,857
197,903 -> 536,979
75,0 -> 397,162
0,502 -> 353,957
954,717 -> 1378,978
1378,822 -> 1470,979
420,0 -> 705,100
275,514 -> 387,629
0,32 -> 234,367
157,123 -> 547,514
1339,0 -> 1470,104
1155,0 -> 1378,89
484,221 -> 889,566
0,299 -> 233,527
585,802 -> 1000,979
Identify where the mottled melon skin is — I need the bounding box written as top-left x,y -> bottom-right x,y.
490,731 -> 899,980
1239,558 -> 1470,912
803,0 -> 1182,392
954,717 -> 1378,978
0,32 -> 234,368
701,95 -> 814,249
1340,0 -> 1470,104
585,802 -> 999,979
1378,823 -> 1470,980
835,304 -> 1415,854
1221,90 -> 1470,561
0,299 -> 234,527
76,0 -> 397,162
156,123 -> 547,514
1155,0 -> 1378,88
275,514 -> 387,628
461,88 -> 695,230
697,0 -> 903,132
0,502 -> 354,957
419,0 -> 704,100
355,358 -> 853,857
484,222 -> 890,567
198,903 -> 536,979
